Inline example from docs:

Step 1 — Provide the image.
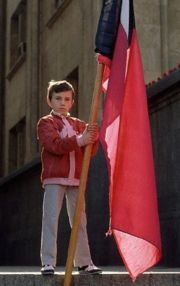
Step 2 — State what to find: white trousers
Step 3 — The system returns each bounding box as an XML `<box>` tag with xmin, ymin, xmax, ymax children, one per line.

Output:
<box><xmin>40</xmin><ymin>184</ymin><xmax>92</xmax><ymax>267</ymax></box>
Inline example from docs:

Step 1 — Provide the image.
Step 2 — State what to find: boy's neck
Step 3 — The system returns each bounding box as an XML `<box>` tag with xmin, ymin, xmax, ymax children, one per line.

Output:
<box><xmin>51</xmin><ymin>110</ymin><xmax>70</xmax><ymax>117</ymax></box>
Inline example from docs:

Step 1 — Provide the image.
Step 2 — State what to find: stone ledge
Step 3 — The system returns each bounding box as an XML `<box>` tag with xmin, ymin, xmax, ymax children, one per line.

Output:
<box><xmin>0</xmin><ymin>268</ymin><xmax>180</xmax><ymax>286</ymax></box>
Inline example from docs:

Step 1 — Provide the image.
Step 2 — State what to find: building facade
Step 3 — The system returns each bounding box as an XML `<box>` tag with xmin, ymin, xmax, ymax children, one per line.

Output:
<box><xmin>0</xmin><ymin>0</ymin><xmax>180</xmax><ymax>177</ymax></box>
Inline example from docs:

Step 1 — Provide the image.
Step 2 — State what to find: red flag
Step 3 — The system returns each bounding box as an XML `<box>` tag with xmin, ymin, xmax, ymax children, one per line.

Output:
<box><xmin>96</xmin><ymin>0</ymin><xmax>161</xmax><ymax>280</ymax></box>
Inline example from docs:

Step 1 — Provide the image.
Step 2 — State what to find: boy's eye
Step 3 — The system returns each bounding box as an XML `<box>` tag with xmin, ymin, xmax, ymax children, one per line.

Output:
<box><xmin>54</xmin><ymin>96</ymin><xmax>71</xmax><ymax>101</ymax></box>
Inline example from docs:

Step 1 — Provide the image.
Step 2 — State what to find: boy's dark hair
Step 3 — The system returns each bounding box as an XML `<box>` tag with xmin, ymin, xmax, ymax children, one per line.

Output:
<box><xmin>47</xmin><ymin>80</ymin><xmax>75</xmax><ymax>101</ymax></box>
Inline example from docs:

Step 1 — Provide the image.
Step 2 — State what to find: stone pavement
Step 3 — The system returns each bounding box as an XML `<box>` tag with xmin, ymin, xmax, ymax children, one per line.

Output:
<box><xmin>0</xmin><ymin>267</ymin><xmax>180</xmax><ymax>286</ymax></box>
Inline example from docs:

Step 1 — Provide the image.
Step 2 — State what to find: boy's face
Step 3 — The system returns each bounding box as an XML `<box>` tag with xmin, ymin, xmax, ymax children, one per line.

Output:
<box><xmin>50</xmin><ymin>91</ymin><xmax>74</xmax><ymax>115</ymax></box>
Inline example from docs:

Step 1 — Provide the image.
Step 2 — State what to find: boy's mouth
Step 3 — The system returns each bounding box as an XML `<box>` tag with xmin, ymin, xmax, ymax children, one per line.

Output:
<box><xmin>59</xmin><ymin>108</ymin><xmax>67</xmax><ymax>114</ymax></box>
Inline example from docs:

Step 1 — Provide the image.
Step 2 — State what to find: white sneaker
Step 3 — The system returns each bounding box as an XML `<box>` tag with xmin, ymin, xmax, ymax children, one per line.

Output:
<box><xmin>41</xmin><ymin>265</ymin><xmax>55</xmax><ymax>275</ymax></box>
<box><xmin>78</xmin><ymin>263</ymin><xmax>102</xmax><ymax>275</ymax></box>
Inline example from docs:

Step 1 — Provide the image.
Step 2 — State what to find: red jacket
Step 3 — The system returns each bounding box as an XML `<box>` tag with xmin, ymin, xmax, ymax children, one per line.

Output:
<box><xmin>37</xmin><ymin>113</ymin><xmax>86</xmax><ymax>183</ymax></box>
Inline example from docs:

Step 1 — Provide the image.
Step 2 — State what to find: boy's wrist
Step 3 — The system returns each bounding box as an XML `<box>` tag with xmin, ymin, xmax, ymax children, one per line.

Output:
<box><xmin>76</xmin><ymin>134</ymin><xmax>85</xmax><ymax>147</ymax></box>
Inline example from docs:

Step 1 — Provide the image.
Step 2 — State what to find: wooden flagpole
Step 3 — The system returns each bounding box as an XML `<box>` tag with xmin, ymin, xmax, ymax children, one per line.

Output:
<box><xmin>63</xmin><ymin>62</ymin><xmax>104</xmax><ymax>286</ymax></box>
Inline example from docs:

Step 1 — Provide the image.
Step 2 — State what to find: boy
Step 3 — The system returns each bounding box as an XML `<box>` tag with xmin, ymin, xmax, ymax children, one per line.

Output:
<box><xmin>37</xmin><ymin>80</ymin><xmax>102</xmax><ymax>275</ymax></box>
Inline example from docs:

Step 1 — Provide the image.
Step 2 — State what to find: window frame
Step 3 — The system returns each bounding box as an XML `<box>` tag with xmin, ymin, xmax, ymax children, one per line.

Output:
<box><xmin>7</xmin><ymin>0</ymin><xmax>27</xmax><ymax>80</ymax></box>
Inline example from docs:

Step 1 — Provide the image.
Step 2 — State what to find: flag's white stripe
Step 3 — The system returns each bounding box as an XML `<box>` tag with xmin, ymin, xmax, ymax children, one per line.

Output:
<box><xmin>121</xmin><ymin>0</ymin><xmax>129</xmax><ymax>38</ymax></box>
<box><xmin>102</xmin><ymin>78</ymin><xmax>109</xmax><ymax>91</ymax></box>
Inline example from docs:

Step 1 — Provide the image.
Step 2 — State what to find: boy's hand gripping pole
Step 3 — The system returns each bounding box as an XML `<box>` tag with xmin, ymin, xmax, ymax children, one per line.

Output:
<box><xmin>63</xmin><ymin>63</ymin><xmax>104</xmax><ymax>286</ymax></box>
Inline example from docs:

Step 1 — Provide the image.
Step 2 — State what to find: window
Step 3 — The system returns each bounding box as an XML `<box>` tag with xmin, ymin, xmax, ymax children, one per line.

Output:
<box><xmin>10</xmin><ymin>0</ymin><xmax>27</xmax><ymax>69</ymax></box>
<box><xmin>9</xmin><ymin>118</ymin><xmax>26</xmax><ymax>172</ymax></box>
<box><xmin>66</xmin><ymin>68</ymin><xmax>79</xmax><ymax>117</ymax></box>
<box><xmin>47</xmin><ymin>0</ymin><xmax>71</xmax><ymax>28</ymax></box>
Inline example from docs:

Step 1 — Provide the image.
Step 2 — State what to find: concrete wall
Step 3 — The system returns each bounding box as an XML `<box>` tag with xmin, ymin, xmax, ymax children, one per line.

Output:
<box><xmin>135</xmin><ymin>0</ymin><xmax>180</xmax><ymax>82</ymax></box>
<box><xmin>148</xmin><ymin>69</ymin><xmax>180</xmax><ymax>267</ymax></box>
<box><xmin>0</xmin><ymin>159</ymin><xmax>43</xmax><ymax>265</ymax></box>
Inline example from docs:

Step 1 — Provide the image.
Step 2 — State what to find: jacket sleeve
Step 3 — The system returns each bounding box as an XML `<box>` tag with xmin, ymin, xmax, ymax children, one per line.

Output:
<box><xmin>37</xmin><ymin>117</ymin><xmax>80</xmax><ymax>155</ymax></box>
